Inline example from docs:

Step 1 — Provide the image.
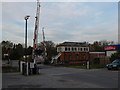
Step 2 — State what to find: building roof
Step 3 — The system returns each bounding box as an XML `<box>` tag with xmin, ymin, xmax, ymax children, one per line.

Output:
<box><xmin>57</xmin><ymin>42</ymin><xmax>89</xmax><ymax>47</ymax></box>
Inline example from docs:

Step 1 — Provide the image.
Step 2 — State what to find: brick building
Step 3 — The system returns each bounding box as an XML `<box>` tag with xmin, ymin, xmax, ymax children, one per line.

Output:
<box><xmin>51</xmin><ymin>42</ymin><xmax>110</xmax><ymax>65</ymax></box>
<box><xmin>53</xmin><ymin>42</ymin><xmax>89</xmax><ymax>64</ymax></box>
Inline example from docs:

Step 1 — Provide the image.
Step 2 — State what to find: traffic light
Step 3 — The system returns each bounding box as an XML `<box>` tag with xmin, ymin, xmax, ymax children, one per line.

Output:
<box><xmin>34</xmin><ymin>49</ymin><xmax>43</xmax><ymax>55</ymax></box>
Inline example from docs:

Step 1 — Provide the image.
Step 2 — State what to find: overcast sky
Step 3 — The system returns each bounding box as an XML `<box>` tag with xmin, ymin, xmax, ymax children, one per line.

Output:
<box><xmin>2</xmin><ymin>1</ymin><xmax>118</xmax><ymax>46</ymax></box>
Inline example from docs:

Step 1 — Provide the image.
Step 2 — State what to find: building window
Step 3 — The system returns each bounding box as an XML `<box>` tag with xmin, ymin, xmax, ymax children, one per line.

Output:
<box><xmin>69</xmin><ymin>55</ymin><xmax>72</xmax><ymax>60</ymax></box>
<box><xmin>71</xmin><ymin>47</ymin><xmax>78</xmax><ymax>51</ymax></box>
<box><xmin>85</xmin><ymin>48</ymin><xmax>88</xmax><ymax>51</ymax></box>
<box><xmin>58</xmin><ymin>47</ymin><xmax>61</xmax><ymax>52</ymax></box>
<box><xmin>83</xmin><ymin>48</ymin><xmax>88</xmax><ymax>51</ymax></box>
<box><xmin>65</xmin><ymin>47</ymin><xmax>67</xmax><ymax>51</ymax></box>
<box><xmin>75</xmin><ymin>48</ymin><xmax>77</xmax><ymax>51</ymax></box>
<box><xmin>65</xmin><ymin>47</ymin><xmax>71</xmax><ymax>51</ymax></box>
<box><xmin>68</xmin><ymin>47</ymin><xmax>70</xmax><ymax>51</ymax></box>
<box><xmin>76</xmin><ymin>54</ymin><xmax>79</xmax><ymax>60</ymax></box>
<box><xmin>80</xmin><ymin>48</ymin><xmax>83</xmax><ymax>51</ymax></box>
<box><xmin>84</xmin><ymin>48</ymin><xmax>86</xmax><ymax>51</ymax></box>
<box><xmin>72</xmin><ymin>47</ymin><xmax>74</xmax><ymax>51</ymax></box>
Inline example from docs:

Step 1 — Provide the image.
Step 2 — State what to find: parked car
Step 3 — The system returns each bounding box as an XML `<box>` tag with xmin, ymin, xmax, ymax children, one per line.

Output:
<box><xmin>106</xmin><ymin>59</ymin><xmax>120</xmax><ymax>70</ymax></box>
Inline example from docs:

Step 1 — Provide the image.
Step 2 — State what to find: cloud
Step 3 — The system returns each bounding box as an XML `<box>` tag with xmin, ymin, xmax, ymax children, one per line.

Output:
<box><xmin>40</xmin><ymin>2</ymin><xmax>90</xmax><ymax>22</ymax></box>
<box><xmin>1</xmin><ymin>0</ymin><xmax>119</xmax><ymax>2</ymax></box>
<box><xmin>2</xmin><ymin>2</ymin><xmax>118</xmax><ymax>46</ymax></box>
<box><xmin>72</xmin><ymin>24</ymin><xmax>118</xmax><ymax>42</ymax></box>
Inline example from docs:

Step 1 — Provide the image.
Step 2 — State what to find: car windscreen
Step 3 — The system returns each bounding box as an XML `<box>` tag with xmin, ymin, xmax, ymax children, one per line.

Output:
<box><xmin>112</xmin><ymin>60</ymin><xmax>120</xmax><ymax>64</ymax></box>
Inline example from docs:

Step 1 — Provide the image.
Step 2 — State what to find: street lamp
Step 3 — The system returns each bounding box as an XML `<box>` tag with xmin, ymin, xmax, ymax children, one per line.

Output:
<box><xmin>24</xmin><ymin>15</ymin><xmax>30</xmax><ymax>76</ymax></box>
<box><xmin>24</xmin><ymin>15</ymin><xmax>30</xmax><ymax>54</ymax></box>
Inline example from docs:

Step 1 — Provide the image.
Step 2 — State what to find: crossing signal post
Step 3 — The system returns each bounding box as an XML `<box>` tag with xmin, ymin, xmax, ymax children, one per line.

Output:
<box><xmin>21</xmin><ymin>0</ymin><xmax>41</xmax><ymax>76</ymax></box>
<box><xmin>32</xmin><ymin>48</ymin><xmax>44</xmax><ymax>74</ymax></box>
<box><xmin>34</xmin><ymin>49</ymin><xmax>43</xmax><ymax>55</ymax></box>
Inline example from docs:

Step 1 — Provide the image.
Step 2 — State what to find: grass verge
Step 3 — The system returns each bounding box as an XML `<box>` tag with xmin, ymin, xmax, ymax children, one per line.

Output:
<box><xmin>52</xmin><ymin>64</ymin><xmax>105</xmax><ymax>69</ymax></box>
<box><xmin>90</xmin><ymin>65</ymin><xmax>105</xmax><ymax>69</ymax></box>
<box><xmin>64</xmin><ymin>65</ymin><xmax>86</xmax><ymax>69</ymax></box>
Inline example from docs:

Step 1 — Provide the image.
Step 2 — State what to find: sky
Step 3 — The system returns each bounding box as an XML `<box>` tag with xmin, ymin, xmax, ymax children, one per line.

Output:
<box><xmin>1</xmin><ymin>1</ymin><xmax>118</xmax><ymax>46</ymax></box>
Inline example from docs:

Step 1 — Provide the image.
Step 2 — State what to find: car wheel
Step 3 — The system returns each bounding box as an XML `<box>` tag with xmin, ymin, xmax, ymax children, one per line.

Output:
<box><xmin>117</xmin><ymin>67</ymin><xmax>120</xmax><ymax>70</ymax></box>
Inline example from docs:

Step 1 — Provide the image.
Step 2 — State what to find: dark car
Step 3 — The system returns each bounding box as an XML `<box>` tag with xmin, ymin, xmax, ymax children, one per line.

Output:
<box><xmin>106</xmin><ymin>59</ymin><xmax>120</xmax><ymax>70</ymax></box>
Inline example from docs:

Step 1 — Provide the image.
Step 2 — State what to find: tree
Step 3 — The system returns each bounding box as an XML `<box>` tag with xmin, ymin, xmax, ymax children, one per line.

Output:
<box><xmin>38</xmin><ymin>41</ymin><xmax>57</xmax><ymax>61</ymax></box>
<box><xmin>98</xmin><ymin>40</ymin><xmax>115</xmax><ymax>46</ymax></box>
<box><xmin>1</xmin><ymin>40</ymin><xmax>34</xmax><ymax>60</ymax></box>
<box><xmin>10</xmin><ymin>43</ymin><xmax>24</xmax><ymax>60</ymax></box>
<box><xmin>110</xmin><ymin>51</ymin><xmax>120</xmax><ymax>62</ymax></box>
<box><xmin>26</xmin><ymin>46</ymin><xmax>33</xmax><ymax>55</ymax></box>
<box><xmin>90</xmin><ymin>41</ymin><xmax>104</xmax><ymax>52</ymax></box>
<box><xmin>16</xmin><ymin>43</ymin><xmax>24</xmax><ymax>59</ymax></box>
<box><xmin>1</xmin><ymin>41</ymin><xmax>13</xmax><ymax>60</ymax></box>
<box><xmin>1</xmin><ymin>41</ymin><xmax>13</xmax><ymax>48</ymax></box>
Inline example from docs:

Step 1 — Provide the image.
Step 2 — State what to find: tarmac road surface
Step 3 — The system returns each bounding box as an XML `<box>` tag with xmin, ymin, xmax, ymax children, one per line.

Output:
<box><xmin>2</xmin><ymin>65</ymin><xmax>119</xmax><ymax>88</ymax></box>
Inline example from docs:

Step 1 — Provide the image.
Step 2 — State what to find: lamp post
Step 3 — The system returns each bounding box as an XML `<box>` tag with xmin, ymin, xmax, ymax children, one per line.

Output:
<box><xmin>24</xmin><ymin>15</ymin><xmax>30</xmax><ymax>76</ymax></box>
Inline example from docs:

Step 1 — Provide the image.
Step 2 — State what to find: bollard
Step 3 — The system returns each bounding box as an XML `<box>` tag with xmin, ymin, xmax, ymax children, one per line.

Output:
<box><xmin>87</xmin><ymin>61</ymin><xmax>90</xmax><ymax>69</ymax></box>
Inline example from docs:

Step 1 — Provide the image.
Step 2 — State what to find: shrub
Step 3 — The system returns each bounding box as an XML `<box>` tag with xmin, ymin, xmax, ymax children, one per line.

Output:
<box><xmin>110</xmin><ymin>51</ymin><xmax>120</xmax><ymax>62</ymax></box>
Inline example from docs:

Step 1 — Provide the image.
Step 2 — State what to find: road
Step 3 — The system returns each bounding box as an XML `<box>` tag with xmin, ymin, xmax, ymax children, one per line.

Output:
<box><xmin>2</xmin><ymin>65</ymin><xmax>118</xmax><ymax>88</ymax></box>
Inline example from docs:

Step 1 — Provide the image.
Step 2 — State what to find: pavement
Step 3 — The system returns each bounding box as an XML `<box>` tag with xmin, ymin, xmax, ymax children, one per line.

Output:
<box><xmin>2</xmin><ymin>65</ymin><xmax>119</xmax><ymax>88</ymax></box>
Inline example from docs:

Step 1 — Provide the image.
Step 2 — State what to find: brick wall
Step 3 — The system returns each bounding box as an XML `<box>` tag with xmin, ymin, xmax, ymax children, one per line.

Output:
<box><xmin>89</xmin><ymin>53</ymin><xmax>105</xmax><ymax>61</ymax></box>
<box><xmin>89</xmin><ymin>53</ymin><xmax>110</xmax><ymax>65</ymax></box>
<box><xmin>59</xmin><ymin>52</ymin><xmax>110</xmax><ymax>65</ymax></box>
<box><xmin>60</xmin><ymin>52</ymin><xmax>89</xmax><ymax>64</ymax></box>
